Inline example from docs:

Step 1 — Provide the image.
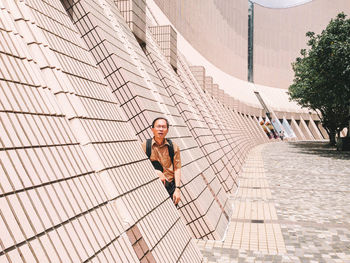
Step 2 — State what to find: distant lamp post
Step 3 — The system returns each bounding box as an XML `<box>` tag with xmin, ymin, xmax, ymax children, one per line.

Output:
<box><xmin>248</xmin><ymin>0</ymin><xmax>254</xmax><ymax>83</ymax></box>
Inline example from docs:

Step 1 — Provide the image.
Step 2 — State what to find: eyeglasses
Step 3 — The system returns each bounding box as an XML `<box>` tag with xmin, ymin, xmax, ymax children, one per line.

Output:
<box><xmin>154</xmin><ymin>125</ymin><xmax>168</xmax><ymax>129</ymax></box>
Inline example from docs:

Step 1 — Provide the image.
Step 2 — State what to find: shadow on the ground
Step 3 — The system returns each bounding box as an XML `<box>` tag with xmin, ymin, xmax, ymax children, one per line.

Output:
<box><xmin>287</xmin><ymin>141</ymin><xmax>350</xmax><ymax>160</ymax></box>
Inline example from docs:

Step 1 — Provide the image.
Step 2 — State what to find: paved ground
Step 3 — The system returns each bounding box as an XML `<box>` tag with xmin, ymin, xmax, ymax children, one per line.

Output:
<box><xmin>196</xmin><ymin>141</ymin><xmax>350</xmax><ymax>262</ymax></box>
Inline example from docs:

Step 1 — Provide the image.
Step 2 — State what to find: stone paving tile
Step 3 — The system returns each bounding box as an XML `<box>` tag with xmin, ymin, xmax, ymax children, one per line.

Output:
<box><xmin>197</xmin><ymin>142</ymin><xmax>350</xmax><ymax>262</ymax></box>
<box><xmin>268</xmin><ymin>142</ymin><xmax>350</xmax><ymax>262</ymax></box>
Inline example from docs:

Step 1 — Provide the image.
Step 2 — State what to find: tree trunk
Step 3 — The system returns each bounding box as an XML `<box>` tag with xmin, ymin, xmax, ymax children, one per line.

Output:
<box><xmin>348</xmin><ymin>106</ymin><xmax>350</xmax><ymax>137</ymax></box>
<box><xmin>329</xmin><ymin>130</ymin><xmax>336</xmax><ymax>146</ymax></box>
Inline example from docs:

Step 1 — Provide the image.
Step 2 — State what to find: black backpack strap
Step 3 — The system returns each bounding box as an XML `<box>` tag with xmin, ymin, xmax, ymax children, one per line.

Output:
<box><xmin>146</xmin><ymin>138</ymin><xmax>152</xmax><ymax>159</ymax></box>
<box><xmin>167</xmin><ymin>139</ymin><xmax>174</xmax><ymax>165</ymax></box>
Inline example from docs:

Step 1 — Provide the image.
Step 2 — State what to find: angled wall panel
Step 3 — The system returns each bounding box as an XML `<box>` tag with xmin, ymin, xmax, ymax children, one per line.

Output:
<box><xmin>0</xmin><ymin>1</ymin><xmax>202</xmax><ymax>262</ymax></box>
<box><xmin>149</xmin><ymin>25</ymin><xmax>177</xmax><ymax>70</ymax></box>
<box><xmin>58</xmin><ymin>0</ymin><xmax>229</xmax><ymax>240</ymax></box>
<box><xmin>115</xmin><ymin>0</ymin><xmax>147</xmax><ymax>44</ymax></box>
<box><xmin>143</xmin><ymin>27</ymin><xmax>232</xmax><ymax>239</ymax></box>
<box><xmin>1</xmin><ymin>0</ymin><xmax>282</xmax><ymax>261</ymax></box>
<box><xmin>299</xmin><ymin>116</ymin><xmax>314</xmax><ymax>141</ymax></box>
<box><xmin>291</xmin><ymin>117</ymin><xmax>306</xmax><ymax>140</ymax></box>
<box><xmin>307</xmin><ymin>117</ymin><xmax>323</xmax><ymax>140</ymax></box>
<box><xmin>186</xmin><ymin>65</ymin><xmax>239</xmax><ymax>193</ymax></box>
<box><xmin>317</xmin><ymin>121</ymin><xmax>329</xmax><ymax>139</ymax></box>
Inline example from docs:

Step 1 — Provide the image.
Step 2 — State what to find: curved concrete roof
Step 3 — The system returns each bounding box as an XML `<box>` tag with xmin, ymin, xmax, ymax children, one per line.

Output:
<box><xmin>251</xmin><ymin>0</ymin><xmax>312</xmax><ymax>8</ymax></box>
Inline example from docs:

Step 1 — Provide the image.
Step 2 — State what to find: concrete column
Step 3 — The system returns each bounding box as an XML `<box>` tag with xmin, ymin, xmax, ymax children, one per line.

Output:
<box><xmin>299</xmin><ymin>116</ymin><xmax>315</xmax><ymax>140</ymax></box>
<box><xmin>291</xmin><ymin>117</ymin><xmax>306</xmax><ymax>140</ymax></box>
<box><xmin>307</xmin><ymin>117</ymin><xmax>323</xmax><ymax>140</ymax></box>
<box><xmin>316</xmin><ymin>122</ymin><xmax>329</xmax><ymax>139</ymax></box>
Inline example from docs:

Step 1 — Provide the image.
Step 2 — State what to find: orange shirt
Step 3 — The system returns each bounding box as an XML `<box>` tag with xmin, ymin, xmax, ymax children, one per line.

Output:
<box><xmin>142</xmin><ymin>138</ymin><xmax>181</xmax><ymax>182</ymax></box>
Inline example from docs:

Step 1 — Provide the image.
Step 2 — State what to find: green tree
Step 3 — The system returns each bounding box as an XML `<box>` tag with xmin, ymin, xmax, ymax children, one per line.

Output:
<box><xmin>289</xmin><ymin>12</ymin><xmax>350</xmax><ymax>145</ymax></box>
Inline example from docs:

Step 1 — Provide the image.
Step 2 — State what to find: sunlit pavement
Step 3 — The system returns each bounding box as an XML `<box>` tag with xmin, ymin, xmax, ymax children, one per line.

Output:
<box><xmin>196</xmin><ymin>142</ymin><xmax>350</xmax><ymax>262</ymax></box>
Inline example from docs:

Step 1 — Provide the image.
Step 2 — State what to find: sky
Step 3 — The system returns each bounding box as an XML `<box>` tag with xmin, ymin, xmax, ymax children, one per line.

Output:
<box><xmin>251</xmin><ymin>0</ymin><xmax>312</xmax><ymax>8</ymax></box>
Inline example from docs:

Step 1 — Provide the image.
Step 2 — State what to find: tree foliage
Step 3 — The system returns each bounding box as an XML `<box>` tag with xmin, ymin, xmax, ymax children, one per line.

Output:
<box><xmin>289</xmin><ymin>13</ymin><xmax>350</xmax><ymax>145</ymax></box>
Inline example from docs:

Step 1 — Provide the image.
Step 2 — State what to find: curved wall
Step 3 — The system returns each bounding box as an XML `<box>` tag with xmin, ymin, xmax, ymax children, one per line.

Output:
<box><xmin>152</xmin><ymin>0</ymin><xmax>248</xmax><ymax>81</ymax></box>
<box><xmin>253</xmin><ymin>0</ymin><xmax>350</xmax><ymax>89</ymax></box>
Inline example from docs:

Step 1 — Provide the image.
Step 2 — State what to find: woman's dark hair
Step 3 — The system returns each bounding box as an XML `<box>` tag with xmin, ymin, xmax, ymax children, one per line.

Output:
<box><xmin>152</xmin><ymin>117</ymin><xmax>169</xmax><ymax>128</ymax></box>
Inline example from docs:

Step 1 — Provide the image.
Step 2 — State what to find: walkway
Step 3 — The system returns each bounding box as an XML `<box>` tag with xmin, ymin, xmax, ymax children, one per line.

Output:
<box><xmin>196</xmin><ymin>142</ymin><xmax>350</xmax><ymax>262</ymax></box>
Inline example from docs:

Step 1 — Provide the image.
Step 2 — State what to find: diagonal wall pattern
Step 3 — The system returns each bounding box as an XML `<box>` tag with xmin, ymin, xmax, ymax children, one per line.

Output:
<box><xmin>0</xmin><ymin>0</ymin><xmax>282</xmax><ymax>262</ymax></box>
<box><xmin>0</xmin><ymin>0</ymin><xmax>201</xmax><ymax>262</ymax></box>
<box><xmin>59</xmin><ymin>0</ymin><xmax>232</xmax><ymax>240</ymax></box>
